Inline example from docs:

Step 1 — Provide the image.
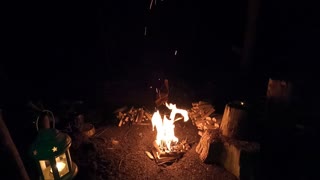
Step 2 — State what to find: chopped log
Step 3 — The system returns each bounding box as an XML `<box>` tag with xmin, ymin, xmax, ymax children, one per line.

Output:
<box><xmin>196</xmin><ymin>130</ymin><xmax>260</xmax><ymax>179</ymax></box>
<box><xmin>145</xmin><ymin>151</ymin><xmax>154</xmax><ymax>160</ymax></box>
<box><xmin>144</xmin><ymin>112</ymin><xmax>152</xmax><ymax>121</ymax></box>
<box><xmin>196</xmin><ymin>130</ymin><xmax>221</xmax><ymax>162</ymax></box>
<box><xmin>135</xmin><ymin>108</ymin><xmax>144</xmax><ymax>123</ymax></box>
<box><xmin>220</xmin><ymin>101</ymin><xmax>249</xmax><ymax>140</ymax></box>
<box><xmin>115</xmin><ymin>106</ymin><xmax>153</xmax><ymax>127</ymax></box>
<box><xmin>200</xmin><ymin>108</ymin><xmax>215</xmax><ymax>120</ymax></box>
<box><xmin>205</xmin><ymin>136</ymin><xmax>260</xmax><ymax>180</ymax></box>
<box><xmin>118</xmin><ymin>119</ymin><xmax>122</xmax><ymax>127</ymax></box>
<box><xmin>189</xmin><ymin>101</ymin><xmax>216</xmax><ymax>130</ymax></box>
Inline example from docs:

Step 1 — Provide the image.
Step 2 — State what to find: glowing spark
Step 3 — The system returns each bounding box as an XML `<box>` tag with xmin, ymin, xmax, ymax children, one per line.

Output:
<box><xmin>174</xmin><ymin>50</ymin><xmax>178</xmax><ymax>56</ymax></box>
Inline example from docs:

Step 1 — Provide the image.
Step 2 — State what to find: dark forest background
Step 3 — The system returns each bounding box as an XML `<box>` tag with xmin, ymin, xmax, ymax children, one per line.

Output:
<box><xmin>1</xmin><ymin>0</ymin><xmax>319</xmax><ymax>179</ymax></box>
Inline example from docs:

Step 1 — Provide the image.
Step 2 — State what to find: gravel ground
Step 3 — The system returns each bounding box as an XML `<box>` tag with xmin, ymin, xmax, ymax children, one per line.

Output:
<box><xmin>71</xmin><ymin>117</ymin><xmax>237</xmax><ymax>180</ymax></box>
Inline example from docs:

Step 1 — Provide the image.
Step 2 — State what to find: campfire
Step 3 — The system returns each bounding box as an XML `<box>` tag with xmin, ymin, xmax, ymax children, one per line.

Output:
<box><xmin>148</xmin><ymin>103</ymin><xmax>191</xmax><ymax>165</ymax></box>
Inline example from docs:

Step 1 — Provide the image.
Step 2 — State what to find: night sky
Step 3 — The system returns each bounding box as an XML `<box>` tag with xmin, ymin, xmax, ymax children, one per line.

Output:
<box><xmin>2</xmin><ymin>0</ymin><xmax>319</xmax><ymax>113</ymax></box>
<box><xmin>1</xmin><ymin>0</ymin><xmax>319</xmax><ymax>124</ymax></box>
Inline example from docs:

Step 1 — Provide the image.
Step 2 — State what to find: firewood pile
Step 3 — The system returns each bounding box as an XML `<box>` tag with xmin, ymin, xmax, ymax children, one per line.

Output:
<box><xmin>188</xmin><ymin>101</ymin><xmax>220</xmax><ymax>130</ymax></box>
<box><xmin>194</xmin><ymin>101</ymin><xmax>260</xmax><ymax>179</ymax></box>
<box><xmin>114</xmin><ymin>106</ymin><xmax>153</xmax><ymax>127</ymax></box>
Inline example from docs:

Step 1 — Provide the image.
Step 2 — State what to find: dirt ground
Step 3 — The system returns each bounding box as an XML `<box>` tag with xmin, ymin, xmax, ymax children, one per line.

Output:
<box><xmin>71</xmin><ymin>116</ymin><xmax>237</xmax><ymax>180</ymax></box>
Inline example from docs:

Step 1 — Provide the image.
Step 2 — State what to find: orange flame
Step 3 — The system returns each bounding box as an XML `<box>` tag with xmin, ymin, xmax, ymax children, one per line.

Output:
<box><xmin>151</xmin><ymin>103</ymin><xmax>189</xmax><ymax>152</ymax></box>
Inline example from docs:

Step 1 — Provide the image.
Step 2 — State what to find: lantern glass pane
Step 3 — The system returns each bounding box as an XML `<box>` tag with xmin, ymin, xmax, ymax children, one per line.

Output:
<box><xmin>39</xmin><ymin>160</ymin><xmax>54</xmax><ymax>180</ymax></box>
<box><xmin>55</xmin><ymin>153</ymin><xmax>69</xmax><ymax>177</ymax></box>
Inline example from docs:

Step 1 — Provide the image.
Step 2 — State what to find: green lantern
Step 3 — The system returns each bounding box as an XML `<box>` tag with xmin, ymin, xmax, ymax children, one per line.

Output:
<box><xmin>30</xmin><ymin>110</ymin><xmax>78</xmax><ymax>180</ymax></box>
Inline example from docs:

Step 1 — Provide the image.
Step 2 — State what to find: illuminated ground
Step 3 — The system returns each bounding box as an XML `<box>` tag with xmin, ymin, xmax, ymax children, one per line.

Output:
<box><xmin>71</xmin><ymin>116</ymin><xmax>238</xmax><ymax>180</ymax></box>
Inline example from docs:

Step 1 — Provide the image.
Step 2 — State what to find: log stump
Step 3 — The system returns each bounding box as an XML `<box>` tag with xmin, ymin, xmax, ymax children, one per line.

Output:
<box><xmin>265</xmin><ymin>78</ymin><xmax>294</xmax><ymax>133</ymax></box>
<box><xmin>218</xmin><ymin>137</ymin><xmax>259</xmax><ymax>180</ymax></box>
<box><xmin>196</xmin><ymin>130</ymin><xmax>259</xmax><ymax>180</ymax></box>
<box><xmin>266</xmin><ymin>78</ymin><xmax>292</xmax><ymax>105</ymax></box>
<box><xmin>220</xmin><ymin>101</ymin><xmax>249</xmax><ymax>140</ymax></box>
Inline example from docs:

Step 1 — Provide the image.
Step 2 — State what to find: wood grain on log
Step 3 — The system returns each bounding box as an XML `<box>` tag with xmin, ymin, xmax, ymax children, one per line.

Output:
<box><xmin>196</xmin><ymin>130</ymin><xmax>221</xmax><ymax>162</ymax></box>
<box><xmin>220</xmin><ymin>101</ymin><xmax>248</xmax><ymax>140</ymax></box>
<box><xmin>196</xmin><ymin>131</ymin><xmax>260</xmax><ymax>180</ymax></box>
<box><xmin>209</xmin><ymin>136</ymin><xmax>260</xmax><ymax>180</ymax></box>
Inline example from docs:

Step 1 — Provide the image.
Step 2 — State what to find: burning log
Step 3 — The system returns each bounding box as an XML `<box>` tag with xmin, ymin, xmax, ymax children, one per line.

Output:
<box><xmin>220</xmin><ymin>101</ymin><xmax>249</xmax><ymax>140</ymax></box>
<box><xmin>150</xmin><ymin>140</ymin><xmax>187</xmax><ymax>166</ymax></box>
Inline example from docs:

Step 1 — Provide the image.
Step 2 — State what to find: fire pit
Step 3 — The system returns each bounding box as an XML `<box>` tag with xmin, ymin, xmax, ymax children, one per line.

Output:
<box><xmin>146</xmin><ymin>103</ymin><xmax>191</xmax><ymax>165</ymax></box>
<box><xmin>151</xmin><ymin>139</ymin><xmax>190</xmax><ymax>165</ymax></box>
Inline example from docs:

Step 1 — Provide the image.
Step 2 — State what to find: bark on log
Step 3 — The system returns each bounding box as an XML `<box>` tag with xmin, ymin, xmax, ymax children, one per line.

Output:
<box><xmin>220</xmin><ymin>101</ymin><xmax>249</xmax><ymax>140</ymax></box>
<box><xmin>196</xmin><ymin>130</ymin><xmax>221</xmax><ymax>162</ymax></box>
<box><xmin>266</xmin><ymin>78</ymin><xmax>292</xmax><ymax>105</ymax></box>
<box><xmin>202</xmin><ymin>135</ymin><xmax>260</xmax><ymax>180</ymax></box>
<box><xmin>196</xmin><ymin>130</ymin><xmax>260</xmax><ymax>179</ymax></box>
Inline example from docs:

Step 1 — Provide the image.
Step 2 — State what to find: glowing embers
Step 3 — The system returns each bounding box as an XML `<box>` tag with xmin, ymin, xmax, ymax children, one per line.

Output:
<box><xmin>151</xmin><ymin>139</ymin><xmax>190</xmax><ymax>165</ymax></box>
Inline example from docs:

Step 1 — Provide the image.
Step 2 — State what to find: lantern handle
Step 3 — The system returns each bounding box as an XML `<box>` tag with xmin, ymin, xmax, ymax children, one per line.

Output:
<box><xmin>36</xmin><ymin>110</ymin><xmax>55</xmax><ymax>131</ymax></box>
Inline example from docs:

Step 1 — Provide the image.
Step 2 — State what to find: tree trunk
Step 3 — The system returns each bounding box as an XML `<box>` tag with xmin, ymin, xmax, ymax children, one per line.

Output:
<box><xmin>220</xmin><ymin>101</ymin><xmax>249</xmax><ymax>140</ymax></box>
<box><xmin>241</xmin><ymin>0</ymin><xmax>261</xmax><ymax>71</ymax></box>
<box><xmin>0</xmin><ymin>110</ymin><xmax>30</xmax><ymax>180</ymax></box>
